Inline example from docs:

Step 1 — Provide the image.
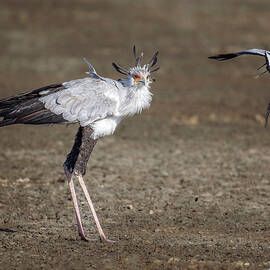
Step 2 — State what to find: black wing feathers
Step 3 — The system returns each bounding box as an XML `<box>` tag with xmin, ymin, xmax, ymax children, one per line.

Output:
<box><xmin>208</xmin><ymin>53</ymin><xmax>239</xmax><ymax>61</ymax></box>
<box><xmin>0</xmin><ymin>83</ymin><xmax>63</xmax><ymax>109</ymax></box>
<box><xmin>0</xmin><ymin>83</ymin><xmax>67</xmax><ymax>127</ymax></box>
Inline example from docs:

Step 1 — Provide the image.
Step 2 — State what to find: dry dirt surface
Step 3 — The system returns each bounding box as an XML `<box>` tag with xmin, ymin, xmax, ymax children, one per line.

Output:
<box><xmin>1</xmin><ymin>1</ymin><xmax>270</xmax><ymax>269</ymax></box>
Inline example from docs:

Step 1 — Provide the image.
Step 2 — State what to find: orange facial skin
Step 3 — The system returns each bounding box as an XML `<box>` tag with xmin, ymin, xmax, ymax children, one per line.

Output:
<box><xmin>132</xmin><ymin>73</ymin><xmax>142</xmax><ymax>81</ymax></box>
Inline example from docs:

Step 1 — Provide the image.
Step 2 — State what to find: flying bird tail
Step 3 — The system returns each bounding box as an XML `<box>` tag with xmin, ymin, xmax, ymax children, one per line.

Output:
<box><xmin>0</xmin><ymin>84</ymin><xmax>67</xmax><ymax>127</ymax></box>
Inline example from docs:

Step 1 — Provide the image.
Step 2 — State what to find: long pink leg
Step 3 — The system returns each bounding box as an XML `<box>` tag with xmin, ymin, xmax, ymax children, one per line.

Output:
<box><xmin>64</xmin><ymin>165</ymin><xmax>97</xmax><ymax>241</ymax></box>
<box><xmin>68</xmin><ymin>177</ymin><xmax>98</xmax><ymax>241</ymax></box>
<box><xmin>77</xmin><ymin>173</ymin><xmax>115</xmax><ymax>243</ymax></box>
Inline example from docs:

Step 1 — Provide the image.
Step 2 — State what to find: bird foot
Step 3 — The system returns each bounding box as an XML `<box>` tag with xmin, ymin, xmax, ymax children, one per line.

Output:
<box><xmin>79</xmin><ymin>232</ymin><xmax>116</xmax><ymax>243</ymax></box>
<box><xmin>100</xmin><ymin>236</ymin><xmax>116</xmax><ymax>243</ymax></box>
<box><xmin>79</xmin><ymin>234</ymin><xmax>98</xmax><ymax>242</ymax></box>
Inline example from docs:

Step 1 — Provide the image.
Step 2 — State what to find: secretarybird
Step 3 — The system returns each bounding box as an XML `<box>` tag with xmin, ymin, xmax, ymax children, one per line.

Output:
<box><xmin>0</xmin><ymin>46</ymin><xmax>159</xmax><ymax>242</ymax></box>
<box><xmin>209</xmin><ymin>48</ymin><xmax>270</xmax><ymax>127</ymax></box>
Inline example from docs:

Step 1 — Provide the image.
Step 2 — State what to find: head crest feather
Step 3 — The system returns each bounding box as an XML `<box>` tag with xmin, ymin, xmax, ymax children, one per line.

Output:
<box><xmin>112</xmin><ymin>45</ymin><xmax>160</xmax><ymax>75</ymax></box>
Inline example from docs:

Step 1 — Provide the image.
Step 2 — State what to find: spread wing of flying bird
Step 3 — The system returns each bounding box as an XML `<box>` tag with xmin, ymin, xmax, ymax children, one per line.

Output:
<box><xmin>208</xmin><ymin>48</ymin><xmax>269</xmax><ymax>61</ymax></box>
<box><xmin>0</xmin><ymin>46</ymin><xmax>160</xmax><ymax>242</ymax></box>
<box><xmin>209</xmin><ymin>48</ymin><xmax>270</xmax><ymax>74</ymax></box>
<box><xmin>209</xmin><ymin>48</ymin><xmax>270</xmax><ymax>128</ymax></box>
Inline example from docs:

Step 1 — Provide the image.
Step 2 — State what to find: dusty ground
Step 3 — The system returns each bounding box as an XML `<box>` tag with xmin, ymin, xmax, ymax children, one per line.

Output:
<box><xmin>1</xmin><ymin>0</ymin><xmax>270</xmax><ymax>269</ymax></box>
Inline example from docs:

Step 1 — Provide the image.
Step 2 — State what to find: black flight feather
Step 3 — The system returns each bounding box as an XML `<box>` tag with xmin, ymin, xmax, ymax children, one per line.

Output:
<box><xmin>208</xmin><ymin>53</ymin><xmax>239</xmax><ymax>61</ymax></box>
<box><xmin>0</xmin><ymin>84</ymin><xmax>67</xmax><ymax>127</ymax></box>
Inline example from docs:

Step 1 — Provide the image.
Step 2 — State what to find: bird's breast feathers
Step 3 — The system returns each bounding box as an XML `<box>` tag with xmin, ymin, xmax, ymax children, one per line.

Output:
<box><xmin>118</xmin><ymin>85</ymin><xmax>152</xmax><ymax>116</ymax></box>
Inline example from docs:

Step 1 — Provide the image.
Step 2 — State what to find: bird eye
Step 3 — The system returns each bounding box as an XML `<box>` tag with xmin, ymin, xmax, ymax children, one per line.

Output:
<box><xmin>133</xmin><ymin>74</ymin><xmax>141</xmax><ymax>80</ymax></box>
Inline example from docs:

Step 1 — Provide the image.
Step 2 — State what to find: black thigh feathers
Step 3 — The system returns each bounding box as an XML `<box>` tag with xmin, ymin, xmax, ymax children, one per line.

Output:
<box><xmin>0</xmin><ymin>84</ymin><xmax>67</xmax><ymax>127</ymax></box>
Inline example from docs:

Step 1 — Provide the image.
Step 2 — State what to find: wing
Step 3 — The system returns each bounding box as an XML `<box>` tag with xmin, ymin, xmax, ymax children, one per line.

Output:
<box><xmin>208</xmin><ymin>49</ymin><xmax>269</xmax><ymax>61</ymax></box>
<box><xmin>0</xmin><ymin>83</ymin><xmax>64</xmax><ymax>109</ymax></box>
<box><xmin>0</xmin><ymin>84</ymin><xmax>67</xmax><ymax>127</ymax></box>
<box><xmin>39</xmin><ymin>77</ymin><xmax>120</xmax><ymax>127</ymax></box>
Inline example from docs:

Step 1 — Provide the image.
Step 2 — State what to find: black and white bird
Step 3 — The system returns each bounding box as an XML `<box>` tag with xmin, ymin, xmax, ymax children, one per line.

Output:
<box><xmin>0</xmin><ymin>46</ymin><xmax>159</xmax><ymax>242</ymax></box>
<box><xmin>209</xmin><ymin>48</ymin><xmax>270</xmax><ymax>127</ymax></box>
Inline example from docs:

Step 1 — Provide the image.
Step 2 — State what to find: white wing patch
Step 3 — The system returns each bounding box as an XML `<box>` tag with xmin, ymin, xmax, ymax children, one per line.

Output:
<box><xmin>39</xmin><ymin>78</ymin><xmax>119</xmax><ymax>126</ymax></box>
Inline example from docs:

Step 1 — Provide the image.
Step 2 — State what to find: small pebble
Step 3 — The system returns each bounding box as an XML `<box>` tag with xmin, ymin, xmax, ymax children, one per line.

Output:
<box><xmin>168</xmin><ymin>257</ymin><xmax>180</xmax><ymax>264</ymax></box>
<box><xmin>16</xmin><ymin>177</ymin><xmax>30</xmax><ymax>183</ymax></box>
<box><xmin>153</xmin><ymin>259</ymin><xmax>162</xmax><ymax>265</ymax></box>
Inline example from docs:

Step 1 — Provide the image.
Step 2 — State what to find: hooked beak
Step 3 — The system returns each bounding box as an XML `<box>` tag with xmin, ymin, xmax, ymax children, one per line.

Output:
<box><xmin>138</xmin><ymin>78</ymin><xmax>147</xmax><ymax>85</ymax></box>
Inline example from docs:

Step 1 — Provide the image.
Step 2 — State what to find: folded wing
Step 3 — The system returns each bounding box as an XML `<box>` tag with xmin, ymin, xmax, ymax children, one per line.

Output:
<box><xmin>39</xmin><ymin>77</ymin><xmax>119</xmax><ymax>127</ymax></box>
<box><xmin>0</xmin><ymin>84</ymin><xmax>67</xmax><ymax>126</ymax></box>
